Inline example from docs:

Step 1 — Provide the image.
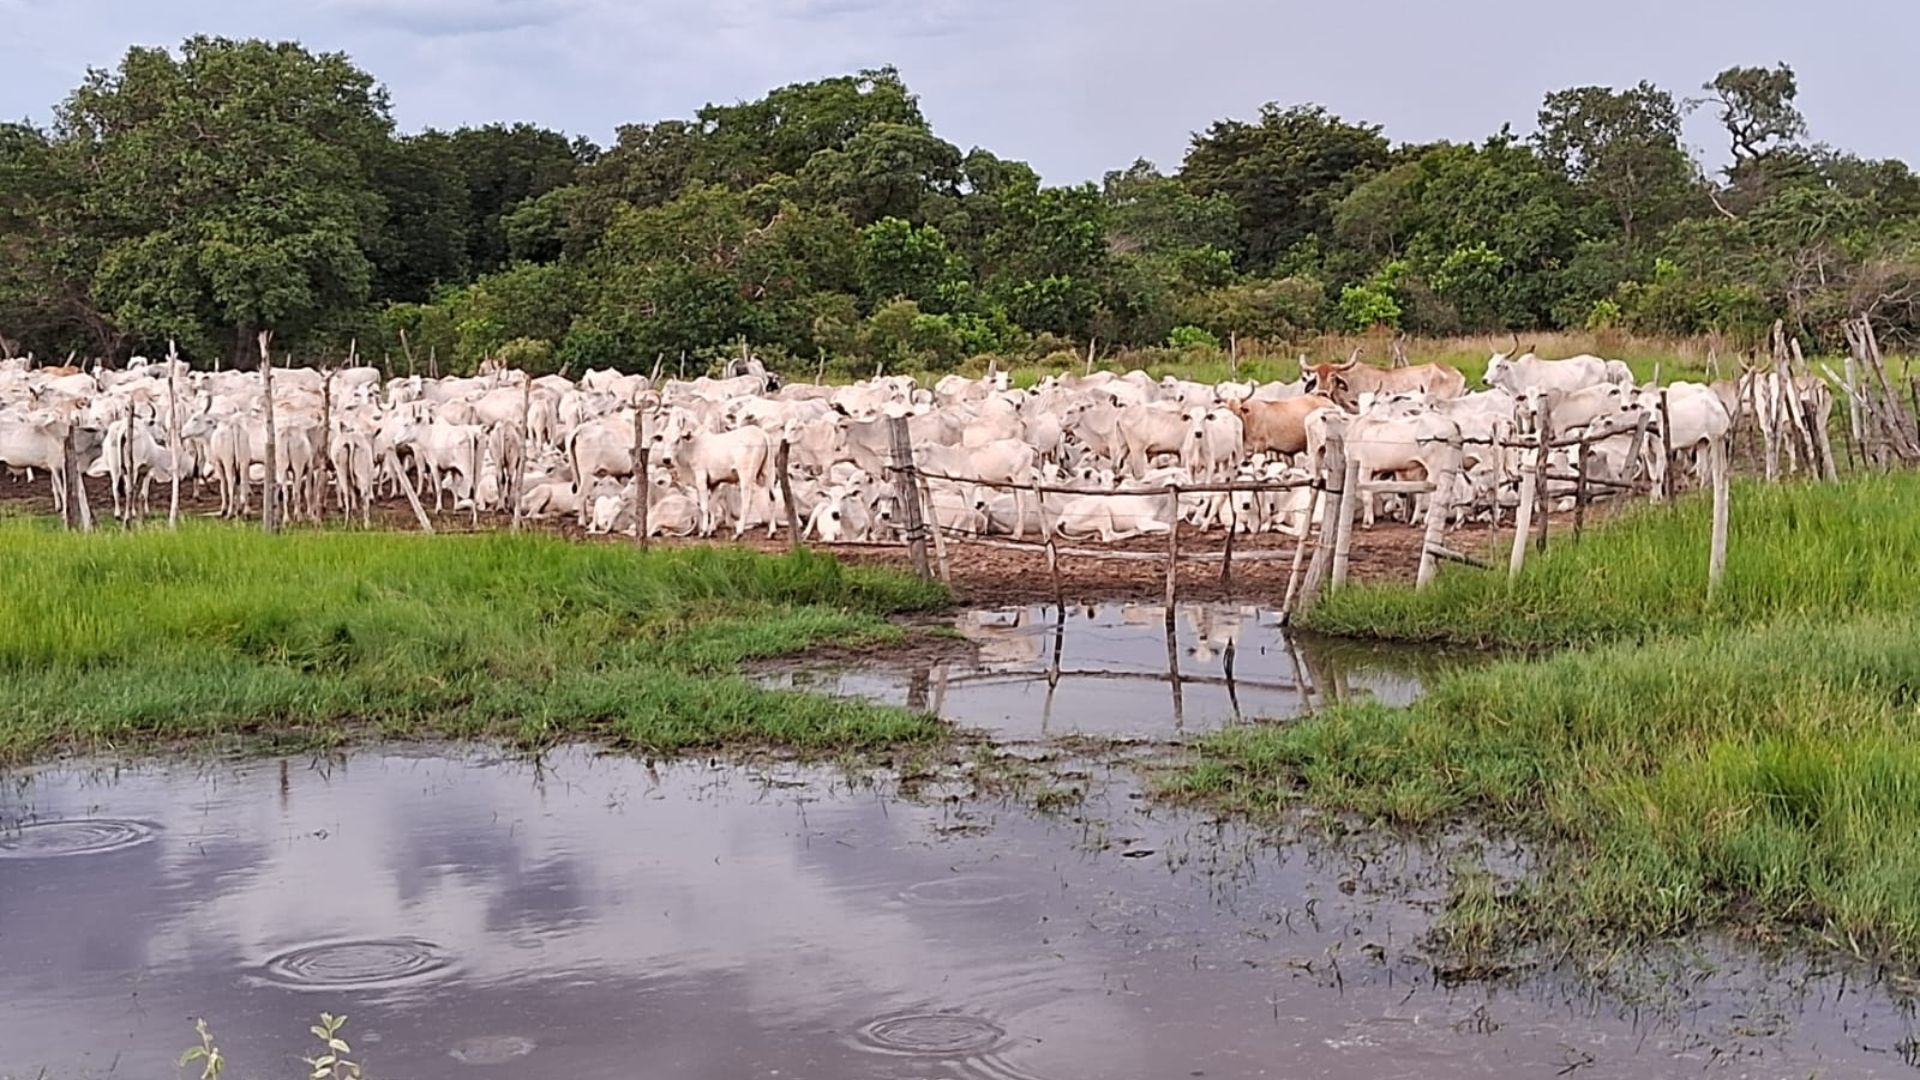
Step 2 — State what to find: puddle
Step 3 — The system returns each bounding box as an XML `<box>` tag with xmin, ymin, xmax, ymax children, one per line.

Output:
<box><xmin>764</xmin><ymin>602</ymin><xmax>1470</xmax><ymax>740</ymax></box>
<box><xmin>2</xmin><ymin>749</ymin><xmax>1917</xmax><ymax>1079</ymax></box>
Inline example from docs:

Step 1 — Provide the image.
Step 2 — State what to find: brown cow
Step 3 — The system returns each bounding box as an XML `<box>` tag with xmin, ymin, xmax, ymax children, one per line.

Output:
<box><xmin>1302</xmin><ymin>359</ymin><xmax>1468</xmax><ymax>411</ymax></box>
<box><xmin>1223</xmin><ymin>394</ymin><xmax>1338</xmax><ymax>456</ymax></box>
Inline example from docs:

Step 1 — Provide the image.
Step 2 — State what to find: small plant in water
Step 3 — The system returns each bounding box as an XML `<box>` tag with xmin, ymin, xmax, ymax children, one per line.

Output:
<box><xmin>179</xmin><ymin>1018</ymin><xmax>224</xmax><ymax>1080</ymax></box>
<box><xmin>305</xmin><ymin>1013</ymin><xmax>363</xmax><ymax>1080</ymax></box>
<box><xmin>180</xmin><ymin>1013</ymin><xmax>365</xmax><ymax>1080</ymax></box>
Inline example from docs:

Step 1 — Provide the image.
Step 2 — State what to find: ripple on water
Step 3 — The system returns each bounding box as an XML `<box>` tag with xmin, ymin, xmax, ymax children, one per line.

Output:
<box><xmin>448</xmin><ymin>1035</ymin><xmax>536</xmax><ymax>1065</ymax></box>
<box><xmin>259</xmin><ymin>938</ymin><xmax>454</xmax><ymax>991</ymax></box>
<box><xmin>860</xmin><ymin>1012</ymin><xmax>1008</xmax><ymax>1056</ymax></box>
<box><xmin>899</xmin><ymin>875</ymin><xmax>1030</xmax><ymax>908</ymax></box>
<box><xmin>0</xmin><ymin>819</ymin><xmax>158</xmax><ymax>859</ymax></box>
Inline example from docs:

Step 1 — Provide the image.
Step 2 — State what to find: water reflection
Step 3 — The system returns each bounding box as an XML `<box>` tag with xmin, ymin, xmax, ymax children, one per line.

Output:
<box><xmin>769</xmin><ymin>602</ymin><xmax>1472</xmax><ymax>740</ymax></box>
<box><xmin>0</xmin><ymin>750</ymin><xmax>1914</xmax><ymax>1080</ymax></box>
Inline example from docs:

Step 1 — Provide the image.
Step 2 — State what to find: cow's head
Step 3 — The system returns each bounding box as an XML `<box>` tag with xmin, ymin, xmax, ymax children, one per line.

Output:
<box><xmin>1304</xmin><ymin>358</ymin><xmax>1363</xmax><ymax>409</ymax></box>
<box><xmin>1485</xmin><ymin>336</ymin><xmax>1537</xmax><ymax>388</ymax></box>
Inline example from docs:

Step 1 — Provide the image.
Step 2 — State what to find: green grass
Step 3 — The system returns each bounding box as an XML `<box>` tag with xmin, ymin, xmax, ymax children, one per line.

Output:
<box><xmin>1302</xmin><ymin>474</ymin><xmax>1920</xmax><ymax>649</ymax></box>
<box><xmin>0</xmin><ymin>519</ymin><xmax>950</xmax><ymax>763</ymax></box>
<box><xmin>1174</xmin><ymin>472</ymin><xmax>1920</xmax><ymax>965</ymax></box>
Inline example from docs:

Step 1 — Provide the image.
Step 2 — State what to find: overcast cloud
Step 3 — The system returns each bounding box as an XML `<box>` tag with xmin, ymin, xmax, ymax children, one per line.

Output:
<box><xmin>3</xmin><ymin>0</ymin><xmax>1915</xmax><ymax>182</ymax></box>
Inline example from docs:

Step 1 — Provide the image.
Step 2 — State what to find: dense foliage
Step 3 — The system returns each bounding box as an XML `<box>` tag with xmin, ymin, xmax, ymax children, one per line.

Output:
<box><xmin>3</xmin><ymin>39</ymin><xmax>1915</xmax><ymax>371</ymax></box>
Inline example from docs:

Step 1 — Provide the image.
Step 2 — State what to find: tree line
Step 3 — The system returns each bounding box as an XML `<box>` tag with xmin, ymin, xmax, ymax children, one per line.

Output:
<box><xmin>2</xmin><ymin>37</ymin><xmax>1915</xmax><ymax>373</ymax></box>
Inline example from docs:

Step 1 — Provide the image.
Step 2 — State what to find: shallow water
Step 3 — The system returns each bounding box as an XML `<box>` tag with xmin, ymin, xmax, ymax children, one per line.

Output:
<box><xmin>2</xmin><ymin>749</ymin><xmax>1916</xmax><ymax>1079</ymax></box>
<box><xmin>764</xmin><ymin>602</ymin><xmax>1462</xmax><ymax>740</ymax></box>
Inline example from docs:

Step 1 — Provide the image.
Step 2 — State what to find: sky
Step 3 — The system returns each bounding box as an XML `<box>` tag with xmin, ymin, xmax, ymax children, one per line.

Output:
<box><xmin>3</xmin><ymin>0</ymin><xmax>1917</xmax><ymax>183</ymax></box>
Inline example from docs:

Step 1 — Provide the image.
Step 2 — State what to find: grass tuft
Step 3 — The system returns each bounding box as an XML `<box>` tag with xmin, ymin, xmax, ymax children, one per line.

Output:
<box><xmin>0</xmin><ymin>520</ymin><xmax>948</xmax><ymax>763</ymax></box>
<box><xmin>1175</xmin><ymin>472</ymin><xmax>1920</xmax><ymax>964</ymax></box>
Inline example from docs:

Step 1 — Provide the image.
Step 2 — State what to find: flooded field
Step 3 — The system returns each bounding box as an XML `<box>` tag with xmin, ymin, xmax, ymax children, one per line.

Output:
<box><xmin>3</xmin><ymin>748</ymin><xmax>1917</xmax><ymax>1079</ymax></box>
<box><xmin>761</xmin><ymin>602</ymin><xmax>1466</xmax><ymax>740</ymax></box>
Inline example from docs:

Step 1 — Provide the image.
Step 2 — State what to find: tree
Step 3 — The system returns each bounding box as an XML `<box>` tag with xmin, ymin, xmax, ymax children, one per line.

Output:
<box><xmin>797</xmin><ymin>122</ymin><xmax>963</xmax><ymax>225</ymax></box>
<box><xmin>1704</xmin><ymin>64</ymin><xmax>1806</xmax><ymax>165</ymax></box>
<box><xmin>1536</xmin><ymin>81</ymin><xmax>1699</xmax><ymax>246</ymax></box>
<box><xmin>60</xmin><ymin>37</ymin><xmax>393</xmax><ymax>361</ymax></box>
<box><xmin>1179</xmin><ymin>104</ymin><xmax>1390</xmax><ymax>268</ymax></box>
<box><xmin>694</xmin><ymin>67</ymin><xmax>926</xmax><ymax>188</ymax></box>
<box><xmin>1103</xmin><ymin>159</ymin><xmax>1240</xmax><ymax>256</ymax></box>
<box><xmin>502</xmin><ymin>185</ymin><xmax>584</xmax><ymax>264</ymax></box>
<box><xmin>0</xmin><ymin>122</ymin><xmax>118</xmax><ymax>358</ymax></box>
<box><xmin>369</xmin><ymin>132</ymin><xmax>469</xmax><ymax>303</ymax></box>
<box><xmin>444</xmin><ymin>123</ymin><xmax>589</xmax><ymax>276</ymax></box>
<box><xmin>855</xmin><ymin>217</ymin><xmax>962</xmax><ymax>309</ymax></box>
<box><xmin>978</xmin><ymin>178</ymin><xmax>1109</xmax><ymax>336</ymax></box>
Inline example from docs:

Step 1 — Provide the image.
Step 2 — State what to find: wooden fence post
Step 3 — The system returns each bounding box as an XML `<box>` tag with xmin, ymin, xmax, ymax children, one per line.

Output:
<box><xmin>1415</xmin><ymin>466</ymin><xmax>1453</xmax><ymax>590</ymax></box>
<box><xmin>511</xmin><ymin>377</ymin><xmax>531</xmax><ymax>531</ymax></box>
<box><xmin>1657</xmin><ymin>387</ymin><xmax>1676</xmax><ymax>498</ymax></box>
<box><xmin>887</xmin><ymin>415</ymin><xmax>931</xmax><ymax>579</ymax></box>
<box><xmin>1842</xmin><ymin>341</ymin><xmax>1867</xmax><ymax>470</ymax></box>
<box><xmin>1572</xmin><ymin>433</ymin><xmax>1590</xmax><ymax>539</ymax></box>
<box><xmin>1220</xmin><ymin>487</ymin><xmax>1237</xmax><ymax>593</ymax></box>
<box><xmin>60</xmin><ymin>425</ymin><xmax>77</xmax><ymax>530</ymax></box>
<box><xmin>917</xmin><ymin>470</ymin><xmax>951</xmax><ymax>584</ymax></box>
<box><xmin>1625</xmin><ymin>408</ymin><xmax>1652</xmax><ymax>493</ymax></box>
<box><xmin>1708</xmin><ymin>435</ymin><xmax>1730</xmax><ymax>600</ymax></box>
<box><xmin>1509</xmin><ymin>443</ymin><xmax>1537</xmax><ymax>580</ymax></box>
<box><xmin>258</xmin><ymin>331</ymin><xmax>278</xmax><ymax>534</ymax></box>
<box><xmin>166</xmin><ymin>340</ymin><xmax>182</xmax><ymax>529</ymax></box>
<box><xmin>629</xmin><ymin>403</ymin><xmax>649</xmax><ymax>548</ymax></box>
<box><xmin>314</xmin><ymin>368</ymin><xmax>333</xmax><ymax>523</ymax></box>
<box><xmin>1329</xmin><ymin>456</ymin><xmax>1361</xmax><ymax>590</ymax></box>
<box><xmin>1533</xmin><ymin>398</ymin><xmax>1552</xmax><ymax>552</ymax></box>
<box><xmin>1296</xmin><ymin>432</ymin><xmax>1344</xmax><ymax>612</ymax></box>
<box><xmin>1279</xmin><ymin>482</ymin><xmax>1324</xmax><ymax>624</ymax></box>
<box><xmin>776</xmin><ymin>438</ymin><xmax>803</xmax><ymax>550</ymax></box>
<box><xmin>1163</xmin><ymin>485</ymin><xmax>1181</xmax><ymax>624</ymax></box>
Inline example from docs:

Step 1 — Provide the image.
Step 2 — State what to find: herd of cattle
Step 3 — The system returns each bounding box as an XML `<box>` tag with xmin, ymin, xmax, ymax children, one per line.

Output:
<box><xmin>0</xmin><ymin>347</ymin><xmax>1831</xmax><ymax>544</ymax></box>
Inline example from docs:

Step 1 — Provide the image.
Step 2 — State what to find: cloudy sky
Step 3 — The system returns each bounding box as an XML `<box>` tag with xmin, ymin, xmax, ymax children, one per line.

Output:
<box><xmin>3</xmin><ymin>0</ymin><xmax>1916</xmax><ymax>182</ymax></box>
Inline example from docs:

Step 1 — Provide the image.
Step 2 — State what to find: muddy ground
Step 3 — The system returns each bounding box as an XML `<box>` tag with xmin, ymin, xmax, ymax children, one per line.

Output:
<box><xmin>1</xmin><ymin>471</ymin><xmax>1525</xmax><ymax>604</ymax></box>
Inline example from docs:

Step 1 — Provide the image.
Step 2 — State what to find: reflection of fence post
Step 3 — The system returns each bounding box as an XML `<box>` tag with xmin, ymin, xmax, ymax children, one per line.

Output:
<box><xmin>776</xmin><ymin>438</ymin><xmax>803</xmax><ymax>551</ymax></box>
<box><xmin>887</xmin><ymin>415</ymin><xmax>931</xmax><ymax>579</ymax></box>
<box><xmin>1329</xmin><ymin>456</ymin><xmax>1360</xmax><ymax>590</ymax></box>
<box><xmin>1708</xmin><ymin>436</ymin><xmax>1730</xmax><ymax>600</ymax></box>
<box><xmin>1415</xmin><ymin>464</ymin><xmax>1454</xmax><ymax>590</ymax></box>
<box><xmin>1163</xmin><ymin>484</ymin><xmax>1180</xmax><ymax>624</ymax></box>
